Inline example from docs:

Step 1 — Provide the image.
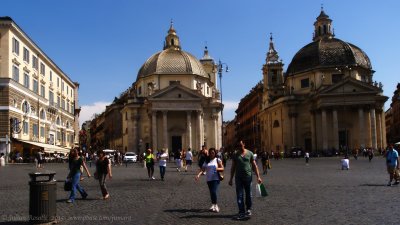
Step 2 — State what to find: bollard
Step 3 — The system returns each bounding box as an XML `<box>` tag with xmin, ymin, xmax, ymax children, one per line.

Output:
<box><xmin>29</xmin><ymin>171</ymin><xmax>57</xmax><ymax>224</ymax></box>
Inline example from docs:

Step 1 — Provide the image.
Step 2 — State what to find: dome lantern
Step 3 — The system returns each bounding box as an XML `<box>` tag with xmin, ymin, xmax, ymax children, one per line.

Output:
<box><xmin>313</xmin><ymin>6</ymin><xmax>334</xmax><ymax>41</ymax></box>
<box><xmin>164</xmin><ymin>21</ymin><xmax>181</xmax><ymax>50</ymax></box>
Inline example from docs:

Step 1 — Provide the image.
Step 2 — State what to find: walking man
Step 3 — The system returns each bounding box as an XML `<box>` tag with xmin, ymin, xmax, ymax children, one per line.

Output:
<box><xmin>229</xmin><ymin>140</ymin><xmax>262</xmax><ymax>220</ymax></box>
<box><xmin>385</xmin><ymin>144</ymin><xmax>400</xmax><ymax>186</ymax></box>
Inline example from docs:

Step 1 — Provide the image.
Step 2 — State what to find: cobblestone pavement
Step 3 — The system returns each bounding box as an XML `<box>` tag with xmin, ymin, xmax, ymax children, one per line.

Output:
<box><xmin>0</xmin><ymin>156</ymin><xmax>397</xmax><ymax>225</ymax></box>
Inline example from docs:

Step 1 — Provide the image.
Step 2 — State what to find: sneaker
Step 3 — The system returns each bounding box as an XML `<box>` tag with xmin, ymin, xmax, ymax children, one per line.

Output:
<box><xmin>214</xmin><ymin>205</ymin><xmax>220</xmax><ymax>213</ymax></box>
<box><xmin>209</xmin><ymin>205</ymin><xmax>215</xmax><ymax>211</ymax></box>
<box><xmin>394</xmin><ymin>181</ymin><xmax>400</xmax><ymax>185</ymax></box>
<box><xmin>246</xmin><ymin>209</ymin><xmax>252</xmax><ymax>216</ymax></box>
<box><xmin>66</xmin><ymin>199</ymin><xmax>73</xmax><ymax>203</ymax></box>
<box><xmin>233</xmin><ymin>213</ymin><xmax>247</xmax><ymax>220</ymax></box>
<box><xmin>82</xmin><ymin>193</ymin><xmax>88</xmax><ymax>200</ymax></box>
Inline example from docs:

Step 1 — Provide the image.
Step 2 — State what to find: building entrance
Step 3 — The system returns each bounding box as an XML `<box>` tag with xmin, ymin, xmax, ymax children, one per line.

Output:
<box><xmin>171</xmin><ymin>136</ymin><xmax>182</xmax><ymax>153</ymax></box>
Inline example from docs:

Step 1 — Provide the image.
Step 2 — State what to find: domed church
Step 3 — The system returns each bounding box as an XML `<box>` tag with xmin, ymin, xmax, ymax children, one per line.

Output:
<box><xmin>259</xmin><ymin>9</ymin><xmax>388</xmax><ymax>155</ymax></box>
<box><xmin>119</xmin><ymin>23</ymin><xmax>222</xmax><ymax>154</ymax></box>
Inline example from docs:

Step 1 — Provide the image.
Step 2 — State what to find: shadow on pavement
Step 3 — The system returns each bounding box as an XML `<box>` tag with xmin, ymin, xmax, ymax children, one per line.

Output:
<box><xmin>0</xmin><ymin>222</ymin><xmax>30</xmax><ymax>225</ymax></box>
<box><xmin>359</xmin><ymin>184</ymin><xmax>388</xmax><ymax>187</ymax></box>
<box><xmin>164</xmin><ymin>209</ymin><xmax>236</xmax><ymax>219</ymax></box>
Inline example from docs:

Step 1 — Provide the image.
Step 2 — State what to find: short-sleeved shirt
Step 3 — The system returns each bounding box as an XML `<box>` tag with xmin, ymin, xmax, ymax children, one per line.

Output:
<box><xmin>386</xmin><ymin>150</ymin><xmax>399</xmax><ymax>167</ymax></box>
<box><xmin>158</xmin><ymin>153</ymin><xmax>168</xmax><ymax>167</ymax></box>
<box><xmin>185</xmin><ymin>151</ymin><xmax>193</xmax><ymax>161</ymax></box>
<box><xmin>145</xmin><ymin>153</ymin><xmax>155</xmax><ymax>165</ymax></box>
<box><xmin>96</xmin><ymin>158</ymin><xmax>110</xmax><ymax>174</ymax></box>
<box><xmin>69</xmin><ymin>157</ymin><xmax>83</xmax><ymax>176</ymax></box>
<box><xmin>203</xmin><ymin>158</ymin><xmax>221</xmax><ymax>182</ymax></box>
<box><xmin>233</xmin><ymin>150</ymin><xmax>254</xmax><ymax>178</ymax></box>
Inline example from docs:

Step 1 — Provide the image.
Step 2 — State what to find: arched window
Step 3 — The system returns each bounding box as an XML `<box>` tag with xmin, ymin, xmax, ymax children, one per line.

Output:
<box><xmin>56</xmin><ymin>117</ymin><xmax>61</xmax><ymax>125</ymax></box>
<box><xmin>323</xmin><ymin>25</ymin><xmax>327</xmax><ymax>34</ymax></box>
<box><xmin>171</xmin><ymin>39</ymin><xmax>174</xmax><ymax>46</ymax></box>
<box><xmin>22</xmin><ymin>101</ymin><xmax>29</xmax><ymax>114</ymax></box>
<box><xmin>66</xmin><ymin>121</ymin><xmax>70</xmax><ymax>128</ymax></box>
<box><xmin>273</xmin><ymin>120</ymin><xmax>280</xmax><ymax>128</ymax></box>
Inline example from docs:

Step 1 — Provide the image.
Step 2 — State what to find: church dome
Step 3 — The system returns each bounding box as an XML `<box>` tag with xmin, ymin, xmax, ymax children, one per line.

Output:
<box><xmin>136</xmin><ymin>23</ymin><xmax>207</xmax><ymax>81</ymax></box>
<box><xmin>286</xmin><ymin>9</ymin><xmax>372</xmax><ymax>76</ymax></box>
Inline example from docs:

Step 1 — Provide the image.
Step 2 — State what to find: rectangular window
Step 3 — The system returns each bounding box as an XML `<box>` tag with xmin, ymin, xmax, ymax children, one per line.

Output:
<box><xmin>33</xmin><ymin>124</ymin><xmax>38</xmax><ymax>137</ymax></box>
<box><xmin>12</xmin><ymin>37</ymin><xmax>19</xmax><ymax>55</ymax></box>
<box><xmin>71</xmin><ymin>103</ymin><xmax>74</xmax><ymax>114</ymax></box>
<box><xmin>67</xmin><ymin>102</ymin><xmax>70</xmax><ymax>112</ymax></box>
<box><xmin>32</xmin><ymin>56</ymin><xmax>38</xmax><ymax>70</ymax></box>
<box><xmin>67</xmin><ymin>86</ymin><xmax>69</xmax><ymax>95</ymax></box>
<box><xmin>169</xmin><ymin>81</ymin><xmax>180</xmax><ymax>85</ymax></box>
<box><xmin>61</xmin><ymin>81</ymin><xmax>64</xmax><ymax>92</ymax></box>
<box><xmin>23</xmin><ymin>121</ymin><xmax>29</xmax><ymax>134</ymax></box>
<box><xmin>49</xmin><ymin>91</ymin><xmax>54</xmax><ymax>106</ymax></box>
<box><xmin>57</xmin><ymin>77</ymin><xmax>60</xmax><ymax>87</ymax></box>
<box><xmin>57</xmin><ymin>96</ymin><xmax>61</xmax><ymax>108</ymax></box>
<box><xmin>61</xmin><ymin>99</ymin><xmax>65</xmax><ymax>110</ymax></box>
<box><xmin>12</xmin><ymin>65</ymin><xmax>19</xmax><ymax>82</ymax></box>
<box><xmin>40</xmin><ymin>85</ymin><xmax>45</xmax><ymax>98</ymax></box>
<box><xmin>301</xmin><ymin>78</ymin><xmax>310</xmax><ymax>88</ymax></box>
<box><xmin>23</xmin><ymin>47</ymin><xmax>30</xmax><ymax>63</ymax></box>
<box><xmin>40</xmin><ymin>62</ymin><xmax>45</xmax><ymax>75</ymax></box>
<box><xmin>50</xmin><ymin>71</ymin><xmax>53</xmax><ymax>81</ymax></box>
<box><xmin>57</xmin><ymin>131</ymin><xmax>61</xmax><ymax>141</ymax></box>
<box><xmin>332</xmin><ymin>74</ymin><xmax>344</xmax><ymax>84</ymax></box>
<box><xmin>40</xmin><ymin>127</ymin><xmax>45</xmax><ymax>138</ymax></box>
<box><xmin>33</xmin><ymin>79</ymin><xmax>38</xmax><ymax>94</ymax></box>
<box><xmin>24</xmin><ymin>73</ymin><xmax>30</xmax><ymax>88</ymax></box>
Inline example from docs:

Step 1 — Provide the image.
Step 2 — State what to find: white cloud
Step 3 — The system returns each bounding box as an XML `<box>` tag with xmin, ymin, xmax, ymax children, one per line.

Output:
<box><xmin>79</xmin><ymin>101</ymin><xmax>110</xmax><ymax>126</ymax></box>
<box><xmin>223</xmin><ymin>100</ymin><xmax>238</xmax><ymax>121</ymax></box>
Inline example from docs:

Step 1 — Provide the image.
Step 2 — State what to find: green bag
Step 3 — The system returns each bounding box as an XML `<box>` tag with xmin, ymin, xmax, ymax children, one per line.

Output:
<box><xmin>260</xmin><ymin>183</ymin><xmax>268</xmax><ymax>197</ymax></box>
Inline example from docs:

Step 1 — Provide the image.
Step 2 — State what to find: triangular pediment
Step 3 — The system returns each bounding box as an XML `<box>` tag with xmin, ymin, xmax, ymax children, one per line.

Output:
<box><xmin>149</xmin><ymin>83</ymin><xmax>204</xmax><ymax>101</ymax></box>
<box><xmin>318</xmin><ymin>77</ymin><xmax>381</xmax><ymax>95</ymax></box>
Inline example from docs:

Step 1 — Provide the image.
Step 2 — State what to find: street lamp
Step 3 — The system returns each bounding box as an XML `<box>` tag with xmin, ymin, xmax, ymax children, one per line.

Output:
<box><xmin>217</xmin><ymin>60</ymin><xmax>229</xmax><ymax>149</ymax></box>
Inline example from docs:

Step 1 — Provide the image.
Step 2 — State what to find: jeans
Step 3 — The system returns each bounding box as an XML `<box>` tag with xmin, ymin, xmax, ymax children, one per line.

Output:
<box><xmin>98</xmin><ymin>173</ymin><xmax>108</xmax><ymax>197</ymax></box>
<box><xmin>159</xmin><ymin>166</ymin><xmax>166</xmax><ymax>179</ymax></box>
<box><xmin>235</xmin><ymin>176</ymin><xmax>252</xmax><ymax>214</ymax></box>
<box><xmin>69</xmin><ymin>172</ymin><xmax>87</xmax><ymax>201</ymax></box>
<box><xmin>207</xmin><ymin>180</ymin><xmax>220</xmax><ymax>204</ymax></box>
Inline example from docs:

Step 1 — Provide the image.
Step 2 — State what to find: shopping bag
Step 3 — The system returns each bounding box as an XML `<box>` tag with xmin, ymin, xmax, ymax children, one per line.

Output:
<box><xmin>255</xmin><ymin>184</ymin><xmax>262</xmax><ymax>197</ymax></box>
<box><xmin>260</xmin><ymin>183</ymin><xmax>268</xmax><ymax>197</ymax></box>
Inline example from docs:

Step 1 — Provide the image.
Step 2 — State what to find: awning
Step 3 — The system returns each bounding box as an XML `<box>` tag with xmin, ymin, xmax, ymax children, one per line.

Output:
<box><xmin>15</xmin><ymin>139</ymin><xmax>70</xmax><ymax>154</ymax></box>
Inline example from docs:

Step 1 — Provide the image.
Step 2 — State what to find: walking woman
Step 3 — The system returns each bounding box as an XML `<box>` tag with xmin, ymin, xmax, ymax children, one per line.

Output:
<box><xmin>95</xmin><ymin>150</ymin><xmax>112</xmax><ymax>199</ymax></box>
<box><xmin>145</xmin><ymin>148</ymin><xmax>155</xmax><ymax>180</ymax></box>
<box><xmin>195</xmin><ymin>148</ymin><xmax>224</xmax><ymax>212</ymax></box>
<box><xmin>67</xmin><ymin>148</ymin><xmax>91</xmax><ymax>203</ymax></box>
<box><xmin>158</xmin><ymin>149</ymin><xmax>168</xmax><ymax>181</ymax></box>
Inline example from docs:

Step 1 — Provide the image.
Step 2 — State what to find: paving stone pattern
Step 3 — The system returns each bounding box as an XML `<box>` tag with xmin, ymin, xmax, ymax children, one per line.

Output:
<box><xmin>0</xmin><ymin>157</ymin><xmax>397</xmax><ymax>225</ymax></box>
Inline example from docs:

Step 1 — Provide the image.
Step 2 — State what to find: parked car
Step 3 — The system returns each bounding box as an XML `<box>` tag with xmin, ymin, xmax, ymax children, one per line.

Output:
<box><xmin>124</xmin><ymin>152</ymin><xmax>137</xmax><ymax>163</ymax></box>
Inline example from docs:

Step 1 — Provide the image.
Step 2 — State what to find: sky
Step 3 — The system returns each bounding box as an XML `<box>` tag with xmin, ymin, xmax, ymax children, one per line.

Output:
<box><xmin>2</xmin><ymin>0</ymin><xmax>399</xmax><ymax>126</ymax></box>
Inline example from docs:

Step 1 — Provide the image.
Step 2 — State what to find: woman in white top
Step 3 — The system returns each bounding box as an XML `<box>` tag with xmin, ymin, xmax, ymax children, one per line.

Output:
<box><xmin>195</xmin><ymin>148</ymin><xmax>224</xmax><ymax>212</ymax></box>
<box><xmin>158</xmin><ymin>149</ymin><xmax>168</xmax><ymax>181</ymax></box>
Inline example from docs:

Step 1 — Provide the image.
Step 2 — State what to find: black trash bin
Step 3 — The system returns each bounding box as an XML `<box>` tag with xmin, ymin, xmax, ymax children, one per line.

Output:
<box><xmin>29</xmin><ymin>171</ymin><xmax>57</xmax><ymax>224</ymax></box>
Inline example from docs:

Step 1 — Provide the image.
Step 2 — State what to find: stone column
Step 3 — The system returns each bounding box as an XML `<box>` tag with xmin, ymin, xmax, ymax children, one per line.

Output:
<box><xmin>152</xmin><ymin>111</ymin><xmax>157</xmax><ymax>150</ymax></box>
<box><xmin>291</xmin><ymin>114</ymin><xmax>296</xmax><ymax>146</ymax></box>
<box><xmin>162</xmin><ymin>111</ymin><xmax>168</xmax><ymax>151</ymax></box>
<box><xmin>213</xmin><ymin>114</ymin><xmax>218</xmax><ymax>149</ymax></box>
<box><xmin>333</xmin><ymin>109</ymin><xmax>339</xmax><ymax>151</ymax></box>
<box><xmin>186</xmin><ymin>111</ymin><xmax>192</xmax><ymax>149</ymax></box>
<box><xmin>133</xmin><ymin>109</ymin><xmax>139</xmax><ymax>153</ymax></box>
<box><xmin>310</xmin><ymin>111</ymin><xmax>316</xmax><ymax>151</ymax></box>
<box><xmin>370</xmin><ymin>108</ymin><xmax>377</xmax><ymax>149</ymax></box>
<box><xmin>358</xmin><ymin>108</ymin><xmax>365</xmax><ymax>148</ymax></box>
<box><xmin>322</xmin><ymin>109</ymin><xmax>328</xmax><ymax>151</ymax></box>
<box><xmin>381</xmin><ymin>111</ymin><xmax>387</xmax><ymax>148</ymax></box>
<box><xmin>377</xmin><ymin>111</ymin><xmax>383</xmax><ymax>149</ymax></box>
<box><xmin>197</xmin><ymin>111</ymin><xmax>202</xmax><ymax>150</ymax></box>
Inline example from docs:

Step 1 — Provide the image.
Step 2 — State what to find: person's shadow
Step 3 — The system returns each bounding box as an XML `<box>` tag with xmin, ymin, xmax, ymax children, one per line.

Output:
<box><xmin>164</xmin><ymin>208</ymin><xmax>236</xmax><ymax>219</ymax></box>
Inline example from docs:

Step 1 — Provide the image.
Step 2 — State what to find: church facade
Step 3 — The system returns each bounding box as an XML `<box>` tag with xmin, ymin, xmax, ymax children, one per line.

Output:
<box><xmin>259</xmin><ymin>10</ymin><xmax>388</xmax><ymax>155</ymax></box>
<box><xmin>105</xmin><ymin>24</ymin><xmax>223</xmax><ymax>155</ymax></box>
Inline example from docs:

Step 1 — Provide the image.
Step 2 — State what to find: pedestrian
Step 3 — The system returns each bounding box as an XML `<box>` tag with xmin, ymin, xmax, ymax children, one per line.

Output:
<box><xmin>195</xmin><ymin>148</ymin><xmax>224</xmax><ymax>213</ymax></box>
<box><xmin>185</xmin><ymin>148</ymin><xmax>193</xmax><ymax>172</ymax></box>
<box><xmin>181</xmin><ymin>149</ymin><xmax>187</xmax><ymax>170</ymax></box>
<box><xmin>145</xmin><ymin>148</ymin><xmax>155</xmax><ymax>180</ymax></box>
<box><xmin>260</xmin><ymin>150</ymin><xmax>269</xmax><ymax>175</ymax></box>
<box><xmin>158</xmin><ymin>149</ymin><xmax>168</xmax><ymax>181</ymax></box>
<box><xmin>174</xmin><ymin>149</ymin><xmax>182</xmax><ymax>172</ymax></box>
<box><xmin>368</xmin><ymin>149</ymin><xmax>374</xmax><ymax>162</ymax></box>
<box><xmin>67</xmin><ymin>148</ymin><xmax>91</xmax><ymax>203</ymax></box>
<box><xmin>36</xmin><ymin>150</ymin><xmax>43</xmax><ymax>168</ymax></box>
<box><xmin>229</xmin><ymin>140</ymin><xmax>262</xmax><ymax>220</ymax></box>
<box><xmin>94</xmin><ymin>150</ymin><xmax>112</xmax><ymax>200</ymax></box>
<box><xmin>305</xmin><ymin>152</ymin><xmax>310</xmax><ymax>164</ymax></box>
<box><xmin>198</xmin><ymin>145</ymin><xmax>208</xmax><ymax>174</ymax></box>
<box><xmin>385</xmin><ymin>144</ymin><xmax>400</xmax><ymax>186</ymax></box>
<box><xmin>0</xmin><ymin>153</ymin><xmax>5</xmax><ymax>167</ymax></box>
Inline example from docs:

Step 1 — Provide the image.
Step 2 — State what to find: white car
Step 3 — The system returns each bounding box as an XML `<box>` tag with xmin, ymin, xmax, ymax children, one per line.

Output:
<box><xmin>124</xmin><ymin>152</ymin><xmax>137</xmax><ymax>163</ymax></box>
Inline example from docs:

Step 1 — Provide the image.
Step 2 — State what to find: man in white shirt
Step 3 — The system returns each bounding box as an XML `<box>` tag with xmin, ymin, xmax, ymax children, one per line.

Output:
<box><xmin>185</xmin><ymin>148</ymin><xmax>193</xmax><ymax>172</ymax></box>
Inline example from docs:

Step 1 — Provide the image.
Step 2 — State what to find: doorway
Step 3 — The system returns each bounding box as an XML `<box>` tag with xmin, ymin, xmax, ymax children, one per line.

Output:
<box><xmin>171</xmin><ymin>136</ymin><xmax>182</xmax><ymax>154</ymax></box>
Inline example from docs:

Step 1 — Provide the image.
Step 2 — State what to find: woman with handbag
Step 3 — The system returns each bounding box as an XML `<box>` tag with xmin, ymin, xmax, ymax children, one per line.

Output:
<box><xmin>95</xmin><ymin>150</ymin><xmax>112</xmax><ymax>199</ymax></box>
<box><xmin>195</xmin><ymin>148</ymin><xmax>224</xmax><ymax>212</ymax></box>
<box><xmin>67</xmin><ymin>148</ymin><xmax>91</xmax><ymax>203</ymax></box>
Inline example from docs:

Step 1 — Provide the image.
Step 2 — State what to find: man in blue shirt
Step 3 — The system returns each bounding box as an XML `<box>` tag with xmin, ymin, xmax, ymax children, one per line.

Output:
<box><xmin>386</xmin><ymin>144</ymin><xmax>400</xmax><ymax>186</ymax></box>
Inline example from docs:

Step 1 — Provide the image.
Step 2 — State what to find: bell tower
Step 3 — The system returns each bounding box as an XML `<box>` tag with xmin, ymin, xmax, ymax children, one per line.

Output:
<box><xmin>262</xmin><ymin>33</ymin><xmax>284</xmax><ymax>107</ymax></box>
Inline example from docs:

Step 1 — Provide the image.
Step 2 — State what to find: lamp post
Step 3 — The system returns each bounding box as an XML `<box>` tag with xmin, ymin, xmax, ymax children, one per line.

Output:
<box><xmin>217</xmin><ymin>60</ymin><xmax>228</xmax><ymax>149</ymax></box>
